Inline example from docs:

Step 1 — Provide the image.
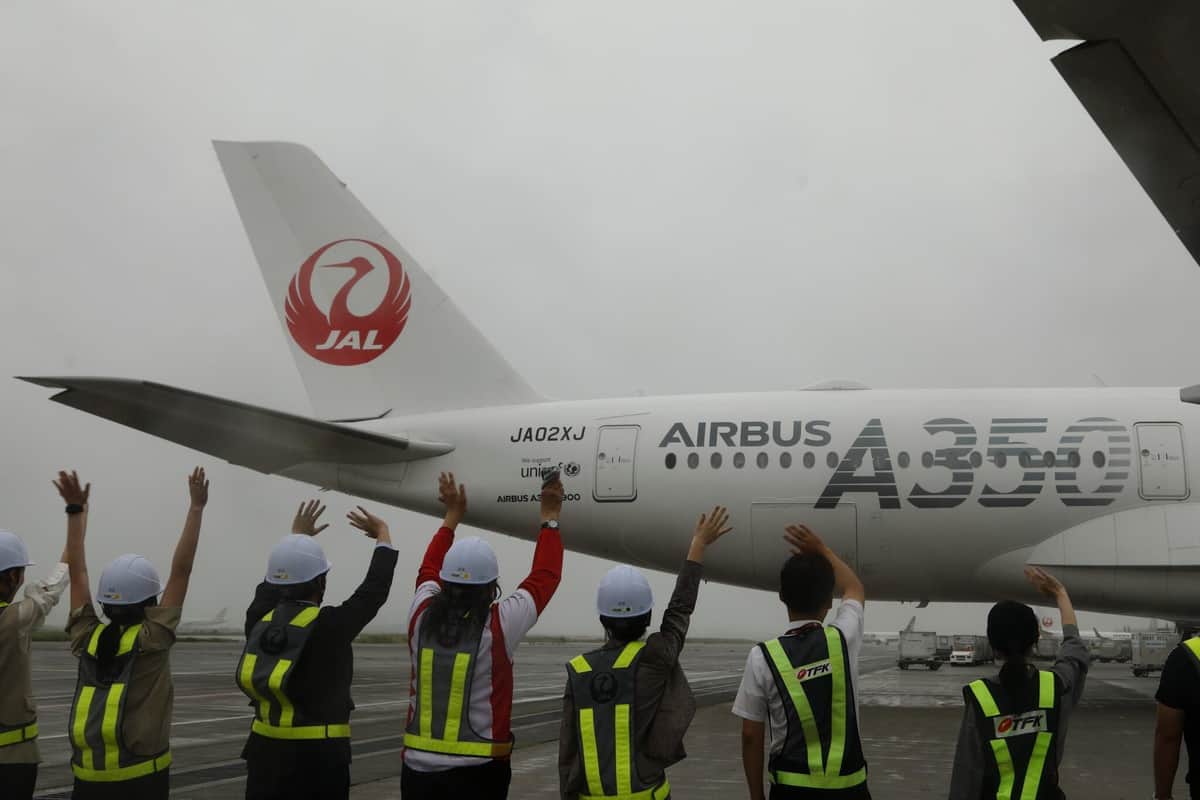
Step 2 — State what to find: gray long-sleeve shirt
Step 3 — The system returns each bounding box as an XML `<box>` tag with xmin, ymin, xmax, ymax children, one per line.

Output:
<box><xmin>947</xmin><ymin>624</ymin><xmax>1090</xmax><ymax>799</ymax></box>
<box><xmin>559</xmin><ymin>560</ymin><xmax>701</xmax><ymax>799</ymax></box>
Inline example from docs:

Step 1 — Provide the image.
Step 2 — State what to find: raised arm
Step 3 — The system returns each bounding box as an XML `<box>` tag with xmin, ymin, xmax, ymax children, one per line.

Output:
<box><xmin>54</xmin><ymin>470</ymin><xmax>92</xmax><ymax>612</ymax></box>
<box><xmin>1025</xmin><ymin>566</ymin><xmax>1077</xmax><ymax>627</ymax></box>
<box><xmin>516</xmin><ymin>477</ymin><xmax>564</xmax><ymax>615</ymax></box>
<box><xmin>161</xmin><ymin>467</ymin><xmax>208</xmax><ymax>608</ymax></box>
<box><xmin>647</xmin><ymin>506</ymin><xmax>734</xmax><ymax>663</ymax></box>
<box><xmin>784</xmin><ymin>524</ymin><xmax>866</xmax><ymax>605</ymax></box>
<box><xmin>416</xmin><ymin>472</ymin><xmax>466</xmax><ymax>588</ymax></box>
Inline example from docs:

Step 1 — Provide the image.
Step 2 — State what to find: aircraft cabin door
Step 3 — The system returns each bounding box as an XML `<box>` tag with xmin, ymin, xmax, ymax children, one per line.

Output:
<box><xmin>1136</xmin><ymin>423</ymin><xmax>1189</xmax><ymax>500</ymax></box>
<box><xmin>750</xmin><ymin>502</ymin><xmax>858</xmax><ymax>586</ymax></box>
<box><xmin>594</xmin><ymin>425</ymin><xmax>640</xmax><ymax>502</ymax></box>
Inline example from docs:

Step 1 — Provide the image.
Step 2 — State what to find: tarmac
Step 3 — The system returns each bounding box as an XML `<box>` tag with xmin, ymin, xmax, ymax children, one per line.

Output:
<box><xmin>27</xmin><ymin>640</ymin><xmax>1170</xmax><ymax>799</ymax></box>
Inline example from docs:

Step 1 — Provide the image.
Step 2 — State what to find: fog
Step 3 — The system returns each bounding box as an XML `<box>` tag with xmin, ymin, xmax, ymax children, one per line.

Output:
<box><xmin>2</xmin><ymin>1</ymin><xmax>1196</xmax><ymax>640</ymax></box>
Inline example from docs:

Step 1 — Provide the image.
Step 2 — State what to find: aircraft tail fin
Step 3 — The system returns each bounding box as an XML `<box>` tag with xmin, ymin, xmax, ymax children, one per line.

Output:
<box><xmin>213</xmin><ymin>141</ymin><xmax>542</xmax><ymax>420</ymax></box>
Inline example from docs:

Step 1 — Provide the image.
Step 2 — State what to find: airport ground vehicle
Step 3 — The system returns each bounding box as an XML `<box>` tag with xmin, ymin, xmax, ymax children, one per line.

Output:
<box><xmin>1131</xmin><ymin>632</ymin><xmax>1180</xmax><ymax>677</ymax></box>
<box><xmin>1089</xmin><ymin>637</ymin><xmax>1132</xmax><ymax>663</ymax></box>
<box><xmin>936</xmin><ymin>635</ymin><xmax>953</xmax><ymax>661</ymax></box>
<box><xmin>897</xmin><ymin>631</ymin><xmax>942</xmax><ymax>670</ymax></box>
<box><xmin>950</xmin><ymin>635</ymin><xmax>994</xmax><ymax>666</ymax></box>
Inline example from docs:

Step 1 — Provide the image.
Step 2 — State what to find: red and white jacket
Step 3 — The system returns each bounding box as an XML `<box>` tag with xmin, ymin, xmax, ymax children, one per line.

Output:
<box><xmin>404</xmin><ymin>525</ymin><xmax>563</xmax><ymax>772</ymax></box>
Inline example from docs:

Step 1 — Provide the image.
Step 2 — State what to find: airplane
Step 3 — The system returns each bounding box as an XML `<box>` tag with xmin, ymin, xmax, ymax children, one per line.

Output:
<box><xmin>16</xmin><ymin>1</ymin><xmax>1200</xmax><ymax>623</ymax></box>
<box><xmin>178</xmin><ymin>607</ymin><xmax>232</xmax><ymax>634</ymax></box>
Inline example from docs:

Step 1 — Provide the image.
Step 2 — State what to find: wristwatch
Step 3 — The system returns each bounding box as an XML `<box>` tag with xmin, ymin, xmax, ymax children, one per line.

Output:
<box><xmin>541</xmin><ymin>519</ymin><xmax>560</xmax><ymax>530</ymax></box>
<box><xmin>65</xmin><ymin>504</ymin><xmax>85</xmax><ymax>515</ymax></box>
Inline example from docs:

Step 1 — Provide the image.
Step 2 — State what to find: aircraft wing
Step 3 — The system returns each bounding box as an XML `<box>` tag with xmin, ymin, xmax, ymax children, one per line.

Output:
<box><xmin>1013</xmin><ymin>0</ymin><xmax>1200</xmax><ymax>266</ymax></box>
<box><xmin>19</xmin><ymin>377</ymin><xmax>453</xmax><ymax>474</ymax></box>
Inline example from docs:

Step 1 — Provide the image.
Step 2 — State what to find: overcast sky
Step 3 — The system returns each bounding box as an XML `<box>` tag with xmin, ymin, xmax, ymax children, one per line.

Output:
<box><xmin>2</xmin><ymin>1</ymin><xmax>1197</xmax><ymax>638</ymax></box>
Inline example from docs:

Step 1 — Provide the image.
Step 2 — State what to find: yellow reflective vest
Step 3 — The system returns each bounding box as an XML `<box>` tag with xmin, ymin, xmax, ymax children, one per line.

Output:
<box><xmin>760</xmin><ymin>626</ymin><xmax>868</xmax><ymax>791</ymax></box>
<box><xmin>965</xmin><ymin>671</ymin><xmax>1060</xmax><ymax>800</ymax></box>
<box><xmin>69</xmin><ymin>623</ymin><xmax>172</xmax><ymax>782</ymax></box>
<box><xmin>236</xmin><ymin>603</ymin><xmax>350</xmax><ymax>740</ymax></box>
<box><xmin>565</xmin><ymin>641</ymin><xmax>670</xmax><ymax>800</ymax></box>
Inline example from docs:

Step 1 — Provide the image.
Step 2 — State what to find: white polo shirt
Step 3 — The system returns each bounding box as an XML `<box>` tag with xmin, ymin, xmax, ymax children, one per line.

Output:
<box><xmin>731</xmin><ymin>600</ymin><xmax>864</xmax><ymax>756</ymax></box>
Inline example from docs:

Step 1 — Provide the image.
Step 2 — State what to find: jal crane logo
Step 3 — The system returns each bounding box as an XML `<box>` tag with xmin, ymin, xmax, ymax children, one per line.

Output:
<box><xmin>285</xmin><ymin>239</ymin><xmax>412</xmax><ymax>366</ymax></box>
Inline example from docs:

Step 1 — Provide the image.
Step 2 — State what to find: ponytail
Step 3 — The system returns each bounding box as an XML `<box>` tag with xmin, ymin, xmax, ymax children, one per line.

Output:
<box><xmin>97</xmin><ymin>599</ymin><xmax>155</xmax><ymax>680</ymax></box>
<box><xmin>424</xmin><ymin>581</ymin><xmax>499</xmax><ymax>648</ymax></box>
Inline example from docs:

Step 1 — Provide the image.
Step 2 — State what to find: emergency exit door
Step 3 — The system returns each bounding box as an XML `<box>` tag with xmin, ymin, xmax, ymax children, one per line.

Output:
<box><xmin>1136</xmin><ymin>423</ymin><xmax>1189</xmax><ymax>500</ymax></box>
<box><xmin>594</xmin><ymin>426</ymin><xmax>639</xmax><ymax>502</ymax></box>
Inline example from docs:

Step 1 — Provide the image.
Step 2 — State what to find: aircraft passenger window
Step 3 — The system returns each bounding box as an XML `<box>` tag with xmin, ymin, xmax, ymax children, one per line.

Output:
<box><xmin>897</xmin><ymin>451</ymin><xmax>910</xmax><ymax>468</ymax></box>
<box><xmin>665</xmin><ymin>453</ymin><xmax>677</xmax><ymax>469</ymax></box>
<box><xmin>1093</xmin><ymin>450</ymin><xmax>1106</xmax><ymax>468</ymax></box>
<box><xmin>757</xmin><ymin>452</ymin><xmax>769</xmax><ymax>469</ymax></box>
<box><xmin>970</xmin><ymin>451</ymin><xmax>983</xmax><ymax>468</ymax></box>
<box><xmin>711</xmin><ymin>453</ymin><xmax>722</xmax><ymax>469</ymax></box>
<box><xmin>995</xmin><ymin>452</ymin><xmax>1008</xmax><ymax>468</ymax></box>
<box><xmin>921</xmin><ymin>452</ymin><xmax>934</xmax><ymax>468</ymax></box>
<box><xmin>826</xmin><ymin>452</ymin><xmax>839</xmax><ymax>468</ymax></box>
<box><xmin>1043</xmin><ymin>451</ymin><xmax>1055</xmax><ymax>468</ymax></box>
<box><xmin>780</xmin><ymin>452</ymin><xmax>793</xmax><ymax>468</ymax></box>
<box><xmin>734</xmin><ymin>452</ymin><xmax>746</xmax><ymax>469</ymax></box>
<box><xmin>803</xmin><ymin>452</ymin><xmax>816</xmax><ymax>468</ymax></box>
<box><xmin>687</xmin><ymin>453</ymin><xmax>699</xmax><ymax>469</ymax></box>
<box><xmin>1068</xmin><ymin>451</ymin><xmax>1081</xmax><ymax>468</ymax></box>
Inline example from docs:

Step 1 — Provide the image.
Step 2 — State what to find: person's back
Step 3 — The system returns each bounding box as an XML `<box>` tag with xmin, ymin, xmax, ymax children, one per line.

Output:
<box><xmin>0</xmin><ymin>527</ymin><xmax>68</xmax><ymax>800</ymax></box>
<box><xmin>948</xmin><ymin>568</ymin><xmax>1089</xmax><ymax>800</ymax></box>
<box><xmin>559</xmin><ymin>506</ymin><xmax>734</xmax><ymax>799</ymax></box>
<box><xmin>1153</xmin><ymin>636</ymin><xmax>1200</xmax><ymax>798</ymax></box>
<box><xmin>734</xmin><ymin>524</ymin><xmax>869</xmax><ymax>800</ymax></box>
<box><xmin>238</xmin><ymin>501</ymin><xmax>397</xmax><ymax>800</ymax></box>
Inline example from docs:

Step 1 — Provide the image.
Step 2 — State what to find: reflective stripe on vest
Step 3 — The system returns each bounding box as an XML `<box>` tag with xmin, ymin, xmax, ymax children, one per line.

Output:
<box><xmin>763</xmin><ymin>628</ymin><xmax>868</xmax><ymax>789</ymax></box>
<box><xmin>1184</xmin><ymin>637</ymin><xmax>1200</xmax><ymax>665</ymax></box>
<box><xmin>70</xmin><ymin>623</ymin><xmax>171</xmax><ymax>782</ymax></box>
<box><xmin>967</xmin><ymin>671</ymin><xmax>1056</xmax><ymax>800</ymax></box>
<box><xmin>403</xmin><ymin>604</ymin><xmax>514</xmax><ymax>758</ymax></box>
<box><xmin>0</xmin><ymin>722</ymin><xmax>38</xmax><ymax>747</ymax></box>
<box><xmin>236</xmin><ymin>605</ymin><xmax>347</xmax><ymax>741</ymax></box>
<box><xmin>567</xmin><ymin>641</ymin><xmax>670</xmax><ymax>800</ymax></box>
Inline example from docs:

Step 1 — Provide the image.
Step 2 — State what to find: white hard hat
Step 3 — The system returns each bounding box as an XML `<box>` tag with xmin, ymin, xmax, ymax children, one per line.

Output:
<box><xmin>266</xmin><ymin>534</ymin><xmax>332</xmax><ymax>585</ymax></box>
<box><xmin>98</xmin><ymin>554</ymin><xmax>162</xmax><ymax>606</ymax></box>
<box><xmin>0</xmin><ymin>531</ymin><xmax>34</xmax><ymax>573</ymax></box>
<box><xmin>597</xmin><ymin>564</ymin><xmax>654</xmax><ymax>618</ymax></box>
<box><xmin>440</xmin><ymin>537</ymin><xmax>499</xmax><ymax>585</ymax></box>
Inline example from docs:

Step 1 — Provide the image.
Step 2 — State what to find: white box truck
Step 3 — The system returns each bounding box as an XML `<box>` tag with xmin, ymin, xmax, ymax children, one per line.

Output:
<box><xmin>951</xmin><ymin>635</ymin><xmax>994</xmax><ymax>666</ymax></box>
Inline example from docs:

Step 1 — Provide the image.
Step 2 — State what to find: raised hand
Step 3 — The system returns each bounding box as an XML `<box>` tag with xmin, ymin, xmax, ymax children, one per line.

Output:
<box><xmin>693</xmin><ymin>506</ymin><xmax>733</xmax><ymax>547</ymax></box>
<box><xmin>438</xmin><ymin>472</ymin><xmax>468</xmax><ymax>528</ymax></box>
<box><xmin>540</xmin><ymin>476</ymin><xmax>564</xmax><ymax>522</ymax></box>
<box><xmin>292</xmin><ymin>499</ymin><xmax>329</xmax><ymax>536</ymax></box>
<box><xmin>188</xmin><ymin>467</ymin><xmax>209</xmax><ymax>510</ymax></box>
<box><xmin>348</xmin><ymin>506</ymin><xmax>391</xmax><ymax>544</ymax></box>
<box><xmin>783</xmin><ymin>524</ymin><xmax>829</xmax><ymax>557</ymax></box>
<box><xmin>53</xmin><ymin>470</ymin><xmax>90</xmax><ymax>507</ymax></box>
<box><xmin>1024</xmin><ymin>566</ymin><xmax>1065</xmax><ymax>599</ymax></box>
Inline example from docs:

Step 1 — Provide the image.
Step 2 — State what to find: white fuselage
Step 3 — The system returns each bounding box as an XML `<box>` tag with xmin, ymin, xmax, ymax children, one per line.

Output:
<box><xmin>281</xmin><ymin>386</ymin><xmax>1199</xmax><ymax>619</ymax></box>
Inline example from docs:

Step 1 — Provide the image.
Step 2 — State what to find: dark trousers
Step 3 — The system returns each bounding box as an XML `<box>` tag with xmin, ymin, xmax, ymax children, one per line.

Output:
<box><xmin>0</xmin><ymin>763</ymin><xmax>37</xmax><ymax>800</ymax></box>
<box><xmin>401</xmin><ymin>760</ymin><xmax>512</xmax><ymax>800</ymax></box>
<box><xmin>72</xmin><ymin>769</ymin><xmax>170</xmax><ymax>800</ymax></box>
<box><xmin>246</xmin><ymin>758</ymin><xmax>350</xmax><ymax>800</ymax></box>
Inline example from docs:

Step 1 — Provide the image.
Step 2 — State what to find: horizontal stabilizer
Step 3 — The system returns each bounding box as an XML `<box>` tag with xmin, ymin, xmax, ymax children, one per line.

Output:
<box><xmin>19</xmin><ymin>378</ymin><xmax>453</xmax><ymax>474</ymax></box>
